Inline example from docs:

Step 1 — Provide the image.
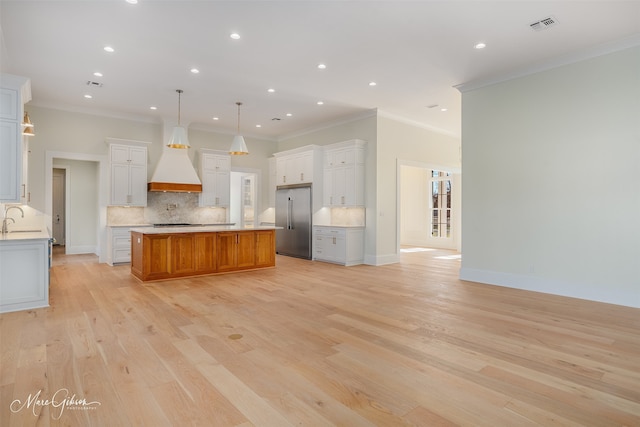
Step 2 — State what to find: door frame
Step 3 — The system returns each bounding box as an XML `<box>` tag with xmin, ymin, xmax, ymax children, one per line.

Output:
<box><xmin>45</xmin><ymin>151</ymin><xmax>108</xmax><ymax>262</ymax></box>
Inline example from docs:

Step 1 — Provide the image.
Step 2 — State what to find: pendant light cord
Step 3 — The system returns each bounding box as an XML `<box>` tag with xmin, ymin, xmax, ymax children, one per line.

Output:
<box><xmin>236</xmin><ymin>101</ymin><xmax>242</xmax><ymax>133</ymax></box>
<box><xmin>176</xmin><ymin>89</ymin><xmax>183</xmax><ymax>125</ymax></box>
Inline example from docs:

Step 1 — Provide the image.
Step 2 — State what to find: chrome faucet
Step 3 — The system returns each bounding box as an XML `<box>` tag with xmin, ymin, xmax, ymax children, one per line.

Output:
<box><xmin>2</xmin><ymin>205</ymin><xmax>24</xmax><ymax>234</ymax></box>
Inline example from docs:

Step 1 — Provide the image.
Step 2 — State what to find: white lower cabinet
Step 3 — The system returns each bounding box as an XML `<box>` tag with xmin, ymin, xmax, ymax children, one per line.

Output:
<box><xmin>107</xmin><ymin>226</ymin><xmax>137</xmax><ymax>265</ymax></box>
<box><xmin>313</xmin><ymin>226</ymin><xmax>364</xmax><ymax>266</ymax></box>
<box><xmin>0</xmin><ymin>238</ymin><xmax>50</xmax><ymax>313</ymax></box>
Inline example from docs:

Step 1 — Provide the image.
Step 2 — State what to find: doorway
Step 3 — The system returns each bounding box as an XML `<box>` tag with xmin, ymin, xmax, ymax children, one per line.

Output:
<box><xmin>52</xmin><ymin>168</ymin><xmax>66</xmax><ymax>246</ymax></box>
<box><xmin>230</xmin><ymin>169</ymin><xmax>260</xmax><ymax>228</ymax></box>
<box><xmin>398</xmin><ymin>162</ymin><xmax>461</xmax><ymax>252</ymax></box>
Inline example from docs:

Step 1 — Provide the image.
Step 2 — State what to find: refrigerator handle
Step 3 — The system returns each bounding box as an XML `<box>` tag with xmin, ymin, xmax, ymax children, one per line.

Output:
<box><xmin>288</xmin><ymin>197</ymin><xmax>294</xmax><ymax>230</ymax></box>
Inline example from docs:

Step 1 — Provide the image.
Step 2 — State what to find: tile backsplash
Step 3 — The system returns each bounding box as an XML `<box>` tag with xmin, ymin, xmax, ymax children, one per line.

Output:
<box><xmin>107</xmin><ymin>192</ymin><xmax>228</xmax><ymax>225</ymax></box>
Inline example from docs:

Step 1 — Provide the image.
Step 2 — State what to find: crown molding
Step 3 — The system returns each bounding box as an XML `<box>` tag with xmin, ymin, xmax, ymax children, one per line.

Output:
<box><xmin>277</xmin><ymin>109</ymin><xmax>377</xmax><ymax>142</ymax></box>
<box><xmin>455</xmin><ymin>34</ymin><xmax>640</xmax><ymax>93</ymax></box>
<box><xmin>376</xmin><ymin>109</ymin><xmax>460</xmax><ymax>139</ymax></box>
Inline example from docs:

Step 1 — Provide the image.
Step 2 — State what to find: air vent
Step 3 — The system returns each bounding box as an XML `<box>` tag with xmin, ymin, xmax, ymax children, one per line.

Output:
<box><xmin>530</xmin><ymin>16</ymin><xmax>557</xmax><ymax>31</ymax></box>
<box><xmin>271</xmin><ymin>117</ymin><xmax>281</xmax><ymax>121</ymax></box>
<box><xmin>86</xmin><ymin>81</ymin><xmax>103</xmax><ymax>87</ymax></box>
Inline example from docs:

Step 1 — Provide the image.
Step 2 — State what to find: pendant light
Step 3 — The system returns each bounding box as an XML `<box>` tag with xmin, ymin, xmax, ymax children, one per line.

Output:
<box><xmin>167</xmin><ymin>89</ymin><xmax>190</xmax><ymax>149</ymax></box>
<box><xmin>22</xmin><ymin>112</ymin><xmax>35</xmax><ymax>136</ymax></box>
<box><xmin>229</xmin><ymin>101</ymin><xmax>249</xmax><ymax>155</ymax></box>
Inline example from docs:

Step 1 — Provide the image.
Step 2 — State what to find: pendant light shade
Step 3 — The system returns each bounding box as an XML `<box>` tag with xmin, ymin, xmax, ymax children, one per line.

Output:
<box><xmin>22</xmin><ymin>112</ymin><xmax>35</xmax><ymax>136</ymax></box>
<box><xmin>229</xmin><ymin>102</ymin><xmax>249</xmax><ymax>155</ymax></box>
<box><xmin>167</xmin><ymin>89</ymin><xmax>190</xmax><ymax>149</ymax></box>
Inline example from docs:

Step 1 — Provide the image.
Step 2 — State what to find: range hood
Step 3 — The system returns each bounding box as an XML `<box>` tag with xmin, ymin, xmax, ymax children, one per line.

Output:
<box><xmin>147</xmin><ymin>121</ymin><xmax>202</xmax><ymax>192</ymax></box>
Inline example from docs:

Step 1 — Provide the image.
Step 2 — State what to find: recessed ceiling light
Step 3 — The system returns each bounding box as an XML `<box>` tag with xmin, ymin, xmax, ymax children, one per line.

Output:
<box><xmin>150</xmin><ymin>106</ymin><xmax>157</xmax><ymax>110</ymax></box>
<box><xmin>190</xmin><ymin>68</ymin><xmax>200</xmax><ymax>74</ymax></box>
<box><xmin>369</xmin><ymin>81</ymin><xmax>377</xmax><ymax>86</ymax></box>
<box><xmin>286</xmin><ymin>113</ymin><xmax>292</xmax><ymax>117</ymax></box>
<box><xmin>267</xmin><ymin>88</ymin><xmax>275</xmax><ymax>93</ymax></box>
<box><xmin>317</xmin><ymin>63</ymin><xmax>326</xmax><ymax>69</ymax></box>
<box><xmin>84</xmin><ymin>94</ymin><xmax>93</xmax><ymax>99</ymax></box>
<box><xmin>317</xmin><ymin>101</ymin><xmax>324</xmax><ymax>105</ymax></box>
<box><xmin>256</xmin><ymin>124</ymin><xmax>262</xmax><ymax>128</ymax></box>
<box><xmin>230</xmin><ymin>33</ymin><xmax>241</xmax><ymax>40</ymax></box>
<box><xmin>440</xmin><ymin>108</ymin><xmax>448</xmax><ymax>112</ymax></box>
<box><xmin>103</xmin><ymin>46</ymin><xmax>115</xmax><ymax>53</ymax></box>
<box><xmin>93</xmin><ymin>72</ymin><xmax>103</xmax><ymax>77</ymax></box>
<box><xmin>212</xmin><ymin>117</ymin><xmax>219</xmax><ymax>121</ymax></box>
<box><xmin>474</xmin><ymin>42</ymin><xmax>486</xmax><ymax>49</ymax></box>
<box><xmin>125</xmin><ymin>0</ymin><xmax>138</xmax><ymax>4</ymax></box>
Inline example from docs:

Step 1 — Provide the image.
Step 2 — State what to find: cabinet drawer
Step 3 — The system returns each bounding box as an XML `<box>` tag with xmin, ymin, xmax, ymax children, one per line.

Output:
<box><xmin>114</xmin><ymin>249</ymin><xmax>131</xmax><ymax>263</ymax></box>
<box><xmin>114</xmin><ymin>236</ymin><xmax>131</xmax><ymax>248</ymax></box>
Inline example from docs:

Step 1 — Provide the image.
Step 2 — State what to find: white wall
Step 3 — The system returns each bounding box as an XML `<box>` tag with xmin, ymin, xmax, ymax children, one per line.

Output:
<box><xmin>460</xmin><ymin>46</ymin><xmax>640</xmax><ymax>308</ymax></box>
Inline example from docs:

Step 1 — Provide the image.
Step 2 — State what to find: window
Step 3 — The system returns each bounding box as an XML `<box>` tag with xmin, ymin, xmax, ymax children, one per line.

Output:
<box><xmin>430</xmin><ymin>170</ymin><xmax>451</xmax><ymax>238</ymax></box>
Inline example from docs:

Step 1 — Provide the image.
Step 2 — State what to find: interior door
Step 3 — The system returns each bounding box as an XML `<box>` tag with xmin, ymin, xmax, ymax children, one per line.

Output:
<box><xmin>52</xmin><ymin>168</ymin><xmax>65</xmax><ymax>245</ymax></box>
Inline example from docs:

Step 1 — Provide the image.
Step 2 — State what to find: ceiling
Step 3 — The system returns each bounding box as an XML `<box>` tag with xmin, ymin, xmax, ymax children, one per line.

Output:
<box><xmin>1</xmin><ymin>1</ymin><xmax>639</xmax><ymax>141</ymax></box>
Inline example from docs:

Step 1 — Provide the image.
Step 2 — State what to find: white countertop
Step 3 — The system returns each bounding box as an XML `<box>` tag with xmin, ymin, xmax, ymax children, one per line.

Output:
<box><xmin>130</xmin><ymin>225</ymin><xmax>281</xmax><ymax>234</ymax></box>
<box><xmin>0</xmin><ymin>230</ymin><xmax>51</xmax><ymax>241</ymax></box>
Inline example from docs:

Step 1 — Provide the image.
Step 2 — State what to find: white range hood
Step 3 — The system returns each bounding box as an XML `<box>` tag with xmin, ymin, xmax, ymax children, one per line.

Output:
<box><xmin>147</xmin><ymin>121</ymin><xmax>202</xmax><ymax>192</ymax></box>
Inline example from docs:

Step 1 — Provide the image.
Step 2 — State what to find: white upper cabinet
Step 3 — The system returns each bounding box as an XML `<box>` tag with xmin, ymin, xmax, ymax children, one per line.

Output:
<box><xmin>274</xmin><ymin>146</ymin><xmax>322</xmax><ymax>187</ymax></box>
<box><xmin>198</xmin><ymin>149</ymin><xmax>231</xmax><ymax>207</ymax></box>
<box><xmin>323</xmin><ymin>140</ymin><xmax>366</xmax><ymax>207</ymax></box>
<box><xmin>107</xmin><ymin>139</ymin><xmax>149</xmax><ymax>206</ymax></box>
<box><xmin>0</xmin><ymin>74</ymin><xmax>31</xmax><ymax>203</ymax></box>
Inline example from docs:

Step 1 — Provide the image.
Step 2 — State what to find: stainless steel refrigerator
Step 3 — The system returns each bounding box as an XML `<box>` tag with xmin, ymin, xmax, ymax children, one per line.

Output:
<box><xmin>275</xmin><ymin>185</ymin><xmax>312</xmax><ymax>259</ymax></box>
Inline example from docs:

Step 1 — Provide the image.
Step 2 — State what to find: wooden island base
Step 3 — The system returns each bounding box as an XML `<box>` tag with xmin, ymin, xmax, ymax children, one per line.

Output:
<box><xmin>130</xmin><ymin>229</ymin><xmax>275</xmax><ymax>281</ymax></box>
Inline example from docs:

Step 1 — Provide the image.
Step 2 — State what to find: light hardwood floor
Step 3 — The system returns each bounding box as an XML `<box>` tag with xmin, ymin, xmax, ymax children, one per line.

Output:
<box><xmin>1</xmin><ymin>248</ymin><xmax>639</xmax><ymax>426</ymax></box>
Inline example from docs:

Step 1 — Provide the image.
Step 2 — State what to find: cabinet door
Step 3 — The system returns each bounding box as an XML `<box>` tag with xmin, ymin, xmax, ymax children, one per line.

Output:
<box><xmin>171</xmin><ymin>234</ymin><xmax>195</xmax><ymax>275</ymax></box>
<box><xmin>276</xmin><ymin>156</ymin><xmax>288</xmax><ymax>185</ymax></box>
<box><xmin>323</xmin><ymin>168</ymin><xmax>334</xmax><ymax>206</ymax></box>
<box><xmin>110</xmin><ymin>163</ymin><xmax>130</xmax><ymax>205</ymax></box>
<box><xmin>143</xmin><ymin>235</ymin><xmax>171</xmax><ymax>279</ymax></box>
<box><xmin>0</xmin><ymin>88</ymin><xmax>18</xmax><ymax>120</ymax></box>
<box><xmin>110</xmin><ymin>144</ymin><xmax>131</xmax><ymax>163</ymax></box>
<box><xmin>129</xmin><ymin>164</ymin><xmax>147</xmax><ymax>206</ymax></box>
<box><xmin>199</xmin><ymin>169</ymin><xmax>216</xmax><ymax>206</ymax></box>
<box><xmin>237</xmin><ymin>232</ymin><xmax>256</xmax><ymax>268</ymax></box>
<box><xmin>254</xmin><ymin>230</ymin><xmax>275</xmax><ymax>267</ymax></box>
<box><xmin>194</xmin><ymin>233</ymin><xmax>216</xmax><ymax>273</ymax></box>
<box><xmin>0</xmin><ymin>120</ymin><xmax>20</xmax><ymax>202</ymax></box>
<box><xmin>215</xmin><ymin>171</ymin><xmax>230</xmax><ymax>206</ymax></box>
<box><xmin>215</xmin><ymin>155</ymin><xmax>231</xmax><ymax>171</ymax></box>
<box><xmin>217</xmin><ymin>232</ymin><xmax>238</xmax><ymax>271</ymax></box>
<box><xmin>129</xmin><ymin>146</ymin><xmax>147</xmax><ymax>165</ymax></box>
<box><xmin>296</xmin><ymin>152</ymin><xmax>313</xmax><ymax>183</ymax></box>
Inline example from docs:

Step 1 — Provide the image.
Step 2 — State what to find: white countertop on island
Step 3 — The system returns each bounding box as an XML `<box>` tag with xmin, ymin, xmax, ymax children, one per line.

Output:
<box><xmin>129</xmin><ymin>225</ymin><xmax>282</xmax><ymax>234</ymax></box>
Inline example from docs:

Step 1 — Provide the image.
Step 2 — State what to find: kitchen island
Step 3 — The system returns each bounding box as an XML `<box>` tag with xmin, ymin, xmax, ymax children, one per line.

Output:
<box><xmin>129</xmin><ymin>225</ymin><xmax>277</xmax><ymax>281</ymax></box>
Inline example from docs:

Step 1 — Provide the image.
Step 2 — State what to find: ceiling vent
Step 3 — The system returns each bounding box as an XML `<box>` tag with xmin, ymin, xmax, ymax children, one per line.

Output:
<box><xmin>86</xmin><ymin>81</ymin><xmax>103</xmax><ymax>87</ymax></box>
<box><xmin>530</xmin><ymin>16</ymin><xmax>557</xmax><ymax>31</ymax></box>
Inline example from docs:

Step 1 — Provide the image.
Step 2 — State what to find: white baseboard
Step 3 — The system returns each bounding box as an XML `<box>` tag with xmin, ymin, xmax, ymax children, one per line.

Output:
<box><xmin>364</xmin><ymin>253</ymin><xmax>399</xmax><ymax>266</ymax></box>
<box><xmin>65</xmin><ymin>245</ymin><xmax>98</xmax><ymax>255</ymax></box>
<box><xmin>460</xmin><ymin>267</ymin><xmax>640</xmax><ymax>309</ymax></box>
